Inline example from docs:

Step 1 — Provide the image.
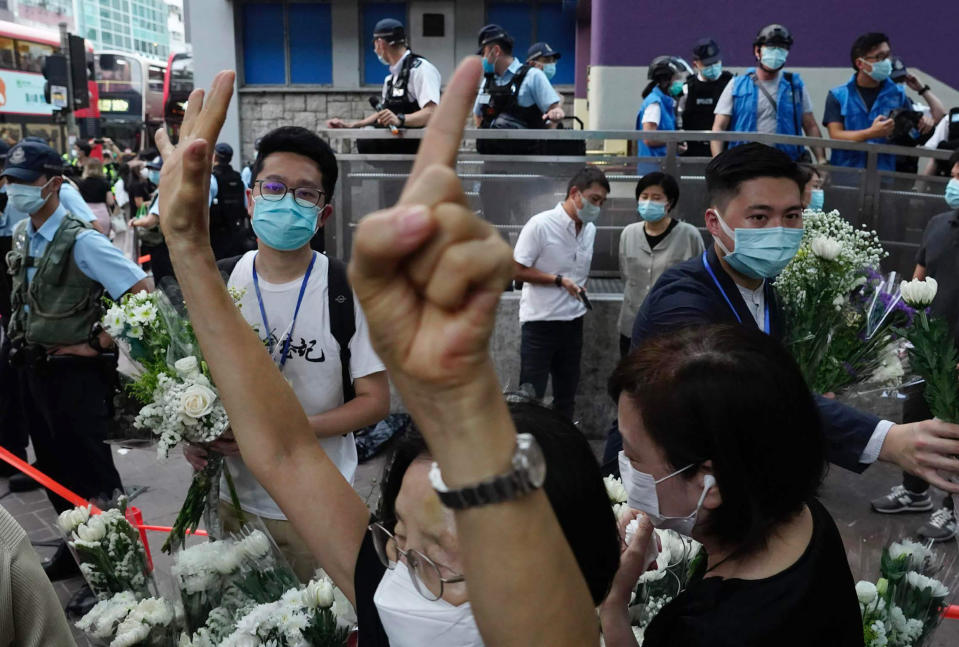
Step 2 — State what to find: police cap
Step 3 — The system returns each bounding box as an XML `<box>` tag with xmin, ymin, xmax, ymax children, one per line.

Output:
<box><xmin>890</xmin><ymin>56</ymin><xmax>907</xmax><ymax>82</ymax></box>
<box><xmin>477</xmin><ymin>24</ymin><xmax>513</xmax><ymax>54</ymax></box>
<box><xmin>526</xmin><ymin>41</ymin><xmax>561</xmax><ymax>62</ymax></box>
<box><xmin>373</xmin><ymin>18</ymin><xmax>406</xmax><ymax>44</ymax></box>
<box><xmin>692</xmin><ymin>38</ymin><xmax>721</xmax><ymax>65</ymax></box>
<box><xmin>214</xmin><ymin>142</ymin><xmax>234</xmax><ymax>162</ymax></box>
<box><xmin>1</xmin><ymin>140</ymin><xmax>63</xmax><ymax>182</ymax></box>
<box><xmin>754</xmin><ymin>24</ymin><xmax>793</xmax><ymax>49</ymax></box>
<box><xmin>146</xmin><ymin>156</ymin><xmax>163</xmax><ymax>170</ymax></box>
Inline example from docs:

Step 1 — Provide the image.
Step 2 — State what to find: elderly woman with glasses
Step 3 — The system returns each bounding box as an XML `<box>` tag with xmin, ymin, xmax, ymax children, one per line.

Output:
<box><xmin>154</xmin><ymin>59</ymin><xmax>621</xmax><ymax>647</ymax></box>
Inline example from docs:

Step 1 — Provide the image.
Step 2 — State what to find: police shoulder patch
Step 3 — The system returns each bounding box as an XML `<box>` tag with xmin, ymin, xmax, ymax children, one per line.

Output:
<box><xmin>411</xmin><ymin>57</ymin><xmax>423</xmax><ymax>69</ymax></box>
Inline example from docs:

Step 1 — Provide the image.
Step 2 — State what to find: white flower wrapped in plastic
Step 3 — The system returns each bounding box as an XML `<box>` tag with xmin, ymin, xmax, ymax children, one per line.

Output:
<box><xmin>58</xmin><ymin>505</ymin><xmax>91</xmax><ymax>534</ymax></box>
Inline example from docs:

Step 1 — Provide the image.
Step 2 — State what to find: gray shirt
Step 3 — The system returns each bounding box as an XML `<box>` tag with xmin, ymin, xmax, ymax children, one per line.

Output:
<box><xmin>618</xmin><ymin>219</ymin><xmax>705</xmax><ymax>336</ymax></box>
<box><xmin>916</xmin><ymin>209</ymin><xmax>959</xmax><ymax>344</ymax></box>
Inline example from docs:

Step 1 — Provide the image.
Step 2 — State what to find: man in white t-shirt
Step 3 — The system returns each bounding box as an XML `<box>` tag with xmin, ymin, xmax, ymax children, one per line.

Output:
<box><xmin>185</xmin><ymin>126</ymin><xmax>389</xmax><ymax>581</ymax></box>
<box><xmin>512</xmin><ymin>166</ymin><xmax>609</xmax><ymax>420</ymax></box>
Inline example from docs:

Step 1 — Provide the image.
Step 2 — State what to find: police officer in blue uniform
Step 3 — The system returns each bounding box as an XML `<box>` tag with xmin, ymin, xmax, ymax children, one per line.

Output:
<box><xmin>824</xmin><ymin>33</ymin><xmax>920</xmax><ymax>171</ymax></box>
<box><xmin>3</xmin><ymin>141</ymin><xmax>150</xmax><ymax>590</ymax></box>
<box><xmin>711</xmin><ymin>24</ymin><xmax>826</xmax><ymax>163</ymax></box>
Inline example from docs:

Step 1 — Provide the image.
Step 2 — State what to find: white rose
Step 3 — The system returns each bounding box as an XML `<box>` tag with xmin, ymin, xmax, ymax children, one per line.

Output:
<box><xmin>810</xmin><ymin>236</ymin><xmax>842</xmax><ymax>261</ymax></box>
<box><xmin>237</xmin><ymin>530</ymin><xmax>272</xmax><ymax>562</ymax></box>
<box><xmin>900</xmin><ymin>277</ymin><xmax>938</xmax><ymax>308</ymax></box>
<box><xmin>603</xmin><ymin>476</ymin><xmax>628</xmax><ymax>505</ymax></box>
<box><xmin>303</xmin><ymin>578</ymin><xmax>335</xmax><ymax>609</ymax></box>
<box><xmin>58</xmin><ymin>506</ymin><xmax>90</xmax><ymax>534</ymax></box>
<box><xmin>76</xmin><ymin>516</ymin><xmax>106</xmax><ymax>542</ymax></box>
<box><xmin>855</xmin><ymin>580</ymin><xmax>878</xmax><ymax>605</ymax></box>
<box><xmin>180</xmin><ymin>383</ymin><xmax>217</xmax><ymax>419</ymax></box>
<box><xmin>174</xmin><ymin>356</ymin><xmax>202</xmax><ymax>379</ymax></box>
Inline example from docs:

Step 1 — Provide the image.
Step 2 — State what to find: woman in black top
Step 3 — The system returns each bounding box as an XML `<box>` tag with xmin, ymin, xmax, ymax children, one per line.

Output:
<box><xmin>601</xmin><ymin>325</ymin><xmax>863</xmax><ymax>646</ymax></box>
<box><xmin>77</xmin><ymin>158</ymin><xmax>114</xmax><ymax>233</ymax></box>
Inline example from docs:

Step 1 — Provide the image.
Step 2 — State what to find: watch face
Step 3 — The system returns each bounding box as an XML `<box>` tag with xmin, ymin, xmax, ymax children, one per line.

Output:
<box><xmin>515</xmin><ymin>433</ymin><xmax>547</xmax><ymax>487</ymax></box>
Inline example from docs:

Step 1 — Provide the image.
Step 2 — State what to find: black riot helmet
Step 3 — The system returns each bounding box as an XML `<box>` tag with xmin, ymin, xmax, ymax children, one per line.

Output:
<box><xmin>647</xmin><ymin>56</ymin><xmax>685</xmax><ymax>82</ymax></box>
<box><xmin>754</xmin><ymin>24</ymin><xmax>793</xmax><ymax>49</ymax></box>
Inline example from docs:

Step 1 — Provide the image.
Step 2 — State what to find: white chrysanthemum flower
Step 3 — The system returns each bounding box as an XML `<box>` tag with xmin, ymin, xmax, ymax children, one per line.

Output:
<box><xmin>811</xmin><ymin>236</ymin><xmax>842</xmax><ymax>261</ymax></box>
<box><xmin>76</xmin><ymin>515</ymin><xmax>107</xmax><ymax>542</ymax></box>
<box><xmin>58</xmin><ymin>506</ymin><xmax>91</xmax><ymax>534</ymax></box>
<box><xmin>900</xmin><ymin>277</ymin><xmax>938</xmax><ymax>308</ymax></box>
<box><xmin>236</xmin><ymin>530</ymin><xmax>272</xmax><ymax>562</ymax></box>
<box><xmin>604</xmin><ymin>476</ymin><xmax>628</xmax><ymax>505</ymax></box>
<box><xmin>855</xmin><ymin>580</ymin><xmax>878</xmax><ymax>605</ymax></box>
<box><xmin>102</xmin><ymin>304</ymin><xmax>127</xmax><ymax>337</ymax></box>
<box><xmin>905</xmin><ymin>570</ymin><xmax>949</xmax><ymax>598</ymax></box>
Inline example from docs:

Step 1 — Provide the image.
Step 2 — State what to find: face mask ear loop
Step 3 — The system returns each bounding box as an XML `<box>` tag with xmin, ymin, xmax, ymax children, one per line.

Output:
<box><xmin>711</xmin><ymin>209</ymin><xmax>735</xmax><ymax>255</ymax></box>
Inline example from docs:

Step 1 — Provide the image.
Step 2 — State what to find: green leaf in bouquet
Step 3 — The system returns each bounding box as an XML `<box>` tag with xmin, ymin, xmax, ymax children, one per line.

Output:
<box><xmin>163</xmin><ymin>454</ymin><xmax>226</xmax><ymax>554</ymax></box>
<box><xmin>880</xmin><ymin>549</ymin><xmax>910</xmax><ymax>584</ymax></box>
<box><xmin>301</xmin><ymin>607</ymin><xmax>351</xmax><ymax>647</ymax></box>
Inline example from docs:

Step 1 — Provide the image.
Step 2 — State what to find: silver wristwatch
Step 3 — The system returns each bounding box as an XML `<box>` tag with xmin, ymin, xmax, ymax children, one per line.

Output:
<box><xmin>428</xmin><ymin>434</ymin><xmax>547</xmax><ymax>510</ymax></box>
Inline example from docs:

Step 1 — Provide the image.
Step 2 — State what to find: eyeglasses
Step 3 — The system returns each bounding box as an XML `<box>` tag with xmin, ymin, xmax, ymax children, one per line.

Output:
<box><xmin>369</xmin><ymin>522</ymin><xmax>465</xmax><ymax>601</ymax></box>
<box><xmin>254</xmin><ymin>179</ymin><xmax>325</xmax><ymax>208</ymax></box>
<box><xmin>861</xmin><ymin>53</ymin><xmax>891</xmax><ymax>63</ymax></box>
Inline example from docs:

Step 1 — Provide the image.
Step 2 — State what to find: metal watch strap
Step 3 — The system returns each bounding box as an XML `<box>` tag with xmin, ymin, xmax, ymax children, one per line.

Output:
<box><xmin>436</xmin><ymin>471</ymin><xmax>534</xmax><ymax>510</ymax></box>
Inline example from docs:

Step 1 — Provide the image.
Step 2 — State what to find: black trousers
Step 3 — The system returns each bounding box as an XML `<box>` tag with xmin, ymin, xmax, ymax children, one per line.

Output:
<box><xmin>0</xmin><ymin>235</ymin><xmax>12</xmax><ymax>324</ymax></box>
<box><xmin>16</xmin><ymin>353</ymin><xmax>123</xmax><ymax>513</ymax></box>
<box><xmin>520</xmin><ymin>317</ymin><xmax>584</xmax><ymax>420</ymax></box>
<box><xmin>900</xmin><ymin>386</ymin><xmax>953</xmax><ymax>510</ymax></box>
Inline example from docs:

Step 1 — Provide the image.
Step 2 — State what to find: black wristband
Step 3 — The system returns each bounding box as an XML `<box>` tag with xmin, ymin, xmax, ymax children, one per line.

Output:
<box><xmin>554</xmin><ymin>274</ymin><xmax>563</xmax><ymax>287</ymax></box>
<box><xmin>397</xmin><ymin>113</ymin><xmax>406</xmax><ymax>127</ymax></box>
<box><xmin>919</xmin><ymin>85</ymin><xmax>931</xmax><ymax>95</ymax></box>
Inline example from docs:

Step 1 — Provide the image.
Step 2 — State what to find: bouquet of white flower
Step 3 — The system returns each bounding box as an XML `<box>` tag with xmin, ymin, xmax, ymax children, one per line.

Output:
<box><xmin>604</xmin><ymin>475</ymin><xmax>630</xmax><ymax>523</ymax></box>
<box><xmin>858</xmin><ymin>538</ymin><xmax>955</xmax><ymax>647</ymax></box>
<box><xmin>775</xmin><ymin>209</ymin><xmax>898</xmax><ymax>394</ymax></box>
<box><xmin>102</xmin><ymin>289</ymin><xmax>247</xmax><ymax>553</ymax></box>
<box><xmin>76</xmin><ymin>591</ymin><xmax>177</xmax><ymax>647</ymax></box>
<box><xmin>58</xmin><ymin>499</ymin><xmax>154</xmax><ymax>601</ymax></box>
<box><xmin>216</xmin><ymin>576</ymin><xmax>352</xmax><ymax>647</ymax></box>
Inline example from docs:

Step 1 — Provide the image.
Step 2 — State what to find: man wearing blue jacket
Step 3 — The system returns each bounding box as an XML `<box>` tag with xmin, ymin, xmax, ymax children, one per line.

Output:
<box><xmin>612</xmin><ymin>143</ymin><xmax>959</xmax><ymax>494</ymax></box>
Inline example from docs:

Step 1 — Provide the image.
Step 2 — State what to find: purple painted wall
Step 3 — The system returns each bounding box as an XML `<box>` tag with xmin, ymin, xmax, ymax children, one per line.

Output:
<box><xmin>575</xmin><ymin>13</ymin><xmax>591</xmax><ymax>97</ymax></box>
<box><xmin>589</xmin><ymin>0</ymin><xmax>959</xmax><ymax>89</ymax></box>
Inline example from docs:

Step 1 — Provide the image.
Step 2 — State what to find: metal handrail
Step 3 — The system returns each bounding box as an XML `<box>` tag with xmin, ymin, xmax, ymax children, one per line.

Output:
<box><xmin>319</xmin><ymin>127</ymin><xmax>956</xmax><ymax>160</ymax></box>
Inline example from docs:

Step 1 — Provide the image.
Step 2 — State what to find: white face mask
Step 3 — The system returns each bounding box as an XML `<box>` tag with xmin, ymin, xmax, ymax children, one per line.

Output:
<box><xmin>618</xmin><ymin>451</ymin><xmax>715</xmax><ymax>537</ymax></box>
<box><xmin>374</xmin><ymin>561</ymin><xmax>484</xmax><ymax>647</ymax></box>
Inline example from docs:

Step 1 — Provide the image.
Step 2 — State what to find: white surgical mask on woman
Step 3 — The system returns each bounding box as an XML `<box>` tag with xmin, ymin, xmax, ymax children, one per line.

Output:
<box><xmin>374</xmin><ymin>561</ymin><xmax>484</xmax><ymax>647</ymax></box>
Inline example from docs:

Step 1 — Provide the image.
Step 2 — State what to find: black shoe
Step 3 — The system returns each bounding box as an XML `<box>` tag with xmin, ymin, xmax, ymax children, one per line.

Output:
<box><xmin>8</xmin><ymin>472</ymin><xmax>40</xmax><ymax>492</ymax></box>
<box><xmin>65</xmin><ymin>584</ymin><xmax>97</xmax><ymax>619</ymax></box>
<box><xmin>0</xmin><ymin>456</ymin><xmax>26</xmax><ymax>478</ymax></box>
<box><xmin>42</xmin><ymin>542</ymin><xmax>80</xmax><ymax>581</ymax></box>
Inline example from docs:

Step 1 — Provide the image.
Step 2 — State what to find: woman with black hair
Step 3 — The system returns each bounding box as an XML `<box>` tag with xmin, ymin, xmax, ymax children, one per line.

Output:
<box><xmin>636</xmin><ymin>56</ymin><xmax>687</xmax><ymax>174</ymax></box>
<box><xmin>618</xmin><ymin>172</ymin><xmax>704</xmax><ymax>357</ymax></box>
<box><xmin>601</xmin><ymin>324</ymin><xmax>862</xmax><ymax>646</ymax></box>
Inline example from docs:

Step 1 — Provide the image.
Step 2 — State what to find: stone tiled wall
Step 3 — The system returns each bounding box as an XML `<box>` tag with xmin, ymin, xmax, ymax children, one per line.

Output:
<box><xmin>237</xmin><ymin>90</ymin><xmax>576</xmax><ymax>163</ymax></box>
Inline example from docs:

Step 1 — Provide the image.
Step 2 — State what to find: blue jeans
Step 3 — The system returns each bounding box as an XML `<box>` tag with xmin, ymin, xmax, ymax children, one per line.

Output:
<box><xmin>519</xmin><ymin>317</ymin><xmax>584</xmax><ymax>420</ymax></box>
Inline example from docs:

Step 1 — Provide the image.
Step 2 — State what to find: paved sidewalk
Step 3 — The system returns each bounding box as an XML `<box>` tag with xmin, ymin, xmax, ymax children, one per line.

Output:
<box><xmin>1</xmin><ymin>441</ymin><xmax>956</xmax><ymax>645</ymax></box>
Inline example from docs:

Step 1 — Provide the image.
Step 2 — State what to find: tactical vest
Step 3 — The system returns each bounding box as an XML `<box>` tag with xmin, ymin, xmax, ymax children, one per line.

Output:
<box><xmin>6</xmin><ymin>213</ymin><xmax>104</xmax><ymax>347</ymax></box>
<box><xmin>382</xmin><ymin>52</ymin><xmax>424</xmax><ymax>116</ymax></box>
<box><xmin>636</xmin><ymin>87</ymin><xmax>677</xmax><ymax>159</ymax></box>
<box><xmin>682</xmin><ymin>71</ymin><xmax>733</xmax><ymax>156</ymax></box>
<box><xmin>211</xmin><ymin>164</ymin><xmax>247</xmax><ymax>230</ymax></box>
<box><xmin>728</xmin><ymin>68</ymin><xmax>806</xmax><ymax>161</ymax></box>
<box><xmin>827</xmin><ymin>75</ymin><xmax>909</xmax><ymax>171</ymax></box>
<box><xmin>476</xmin><ymin>64</ymin><xmax>545</xmax><ymax>155</ymax></box>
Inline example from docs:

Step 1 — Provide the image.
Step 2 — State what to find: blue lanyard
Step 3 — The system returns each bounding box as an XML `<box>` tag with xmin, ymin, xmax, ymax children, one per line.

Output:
<box><xmin>252</xmin><ymin>251</ymin><xmax>317</xmax><ymax>369</ymax></box>
<box><xmin>701</xmin><ymin>251</ymin><xmax>770</xmax><ymax>334</ymax></box>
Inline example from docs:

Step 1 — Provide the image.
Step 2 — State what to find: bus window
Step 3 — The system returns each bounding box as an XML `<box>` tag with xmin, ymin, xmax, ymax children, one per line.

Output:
<box><xmin>15</xmin><ymin>40</ymin><xmax>54</xmax><ymax>73</ymax></box>
<box><xmin>96</xmin><ymin>53</ymin><xmax>141</xmax><ymax>93</ymax></box>
<box><xmin>0</xmin><ymin>37</ymin><xmax>15</xmax><ymax>69</ymax></box>
<box><xmin>148</xmin><ymin>65</ymin><xmax>164</xmax><ymax>92</ymax></box>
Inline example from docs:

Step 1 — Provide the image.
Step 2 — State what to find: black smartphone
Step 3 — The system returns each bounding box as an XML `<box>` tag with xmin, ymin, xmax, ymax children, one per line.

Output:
<box><xmin>579</xmin><ymin>289</ymin><xmax>593</xmax><ymax>311</ymax></box>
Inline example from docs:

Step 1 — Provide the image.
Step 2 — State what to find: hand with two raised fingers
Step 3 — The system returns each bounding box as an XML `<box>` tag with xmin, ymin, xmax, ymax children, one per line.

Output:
<box><xmin>349</xmin><ymin>58</ymin><xmax>514</xmax><ymax>403</ymax></box>
<box><xmin>154</xmin><ymin>70</ymin><xmax>235</xmax><ymax>254</ymax></box>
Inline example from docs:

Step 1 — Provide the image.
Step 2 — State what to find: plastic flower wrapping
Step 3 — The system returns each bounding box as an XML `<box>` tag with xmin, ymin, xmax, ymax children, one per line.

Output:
<box><xmin>857</xmin><ymin>538</ymin><xmax>957</xmax><ymax>647</ymax></box>
<box><xmin>102</xmin><ymin>288</ymin><xmax>248</xmax><ymax>553</ymax></box>
<box><xmin>775</xmin><ymin>209</ymin><xmax>907</xmax><ymax>394</ymax></box>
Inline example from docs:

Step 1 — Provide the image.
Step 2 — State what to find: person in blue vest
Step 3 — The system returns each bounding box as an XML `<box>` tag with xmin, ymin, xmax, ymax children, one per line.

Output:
<box><xmin>823</xmin><ymin>33</ymin><xmax>918</xmax><ymax>171</ymax></box>
<box><xmin>711</xmin><ymin>24</ymin><xmax>825</xmax><ymax>164</ymax></box>
<box><xmin>636</xmin><ymin>56</ymin><xmax>687</xmax><ymax>175</ymax></box>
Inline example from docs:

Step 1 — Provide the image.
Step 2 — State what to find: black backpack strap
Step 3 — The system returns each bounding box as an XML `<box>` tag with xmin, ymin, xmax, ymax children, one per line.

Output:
<box><xmin>216</xmin><ymin>255</ymin><xmax>244</xmax><ymax>284</ymax></box>
<box><xmin>327</xmin><ymin>256</ymin><xmax>356</xmax><ymax>403</ymax></box>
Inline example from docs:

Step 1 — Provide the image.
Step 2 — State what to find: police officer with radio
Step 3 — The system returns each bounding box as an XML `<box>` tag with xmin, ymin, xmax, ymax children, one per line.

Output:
<box><xmin>326</xmin><ymin>18</ymin><xmax>441</xmax><ymax>154</ymax></box>
<box><xmin>711</xmin><ymin>24</ymin><xmax>826</xmax><ymax>163</ymax></box>
<box><xmin>209</xmin><ymin>142</ymin><xmax>253</xmax><ymax>259</ymax></box>
<box><xmin>3</xmin><ymin>140</ymin><xmax>150</xmax><ymax>587</ymax></box>
<box><xmin>682</xmin><ymin>38</ymin><xmax>733</xmax><ymax>157</ymax></box>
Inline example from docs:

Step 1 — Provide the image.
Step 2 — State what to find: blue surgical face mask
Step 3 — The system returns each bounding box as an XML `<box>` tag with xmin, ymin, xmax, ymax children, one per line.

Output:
<box><xmin>7</xmin><ymin>180</ymin><xmax>54</xmax><ymax>215</ymax></box>
<box><xmin>668</xmin><ymin>80</ymin><xmax>685</xmax><ymax>97</ymax></box>
<box><xmin>148</xmin><ymin>170</ymin><xmax>161</xmax><ymax>186</ymax></box>
<box><xmin>576</xmin><ymin>194</ymin><xmax>601</xmax><ymax>224</ymax></box>
<box><xmin>542</xmin><ymin>62</ymin><xmax>557</xmax><ymax>80</ymax></box>
<box><xmin>864</xmin><ymin>58</ymin><xmax>892</xmax><ymax>82</ymax></box>
<box><xmin>701</xmin><ymin>62</ymin><xmax>723</xmax><ymax>81</ymax></box>
<box><xmin>637</xmin><ymin>200</ymin><xmax>667</xmax><ymax>223</ymax></box>
<box><xmin>713</xmin><ymin>210</ymin><xmax>803</xmax><ymax>279</ymax></box>
<box><xmin>760</xmin><ymin>46</ymin><xmax>788</xmax><ymax>71</ymax></box>
<box><xmin>252</xmin><ymin>194</ymin><xmax>320</xmax><ymax>251</ymax></box>
<box><xmin>945</xmin><ymin>178</ymin><xmax>959</xmax><ymax>209</ymax></box>
<box><xmin>807</xmin><ymin>188</ymin><xmax>824</xmax><ymax>212</ymax></box>
<box><xmin>482</xmin><ymin>55</ymin><xmax>496</xmax><ymax>75</ymax></box>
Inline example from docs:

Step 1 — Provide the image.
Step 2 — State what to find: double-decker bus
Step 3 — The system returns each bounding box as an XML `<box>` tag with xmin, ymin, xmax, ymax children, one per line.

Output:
<box><xmin>0</xmin><ymin>20</ymin><xmax>99</xmax><ymax>152</ymax></box>
<box><xmin>95</xmin><ymin>51</ymin><xmax>165</xmax><ymax>151</ymax></box>
<box><xmin>163</xmin><ymin>49</ymin><xmax>192</xmax><ymax>141</ymax></box>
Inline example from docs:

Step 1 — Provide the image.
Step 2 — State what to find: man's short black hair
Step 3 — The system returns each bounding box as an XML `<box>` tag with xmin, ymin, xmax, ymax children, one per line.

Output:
<box><xmin>75</xmin><ymin>141</ymin><xmax>92</xmax><ymax>156</ymax></box>
<box><xmin>251</xmin><ymin>126</ymin><xmax>338</xmax><ymax>198</ymax></box>
<box><xmin>705</xmin><ymin>143</ymin><xmax>804</xmax><ymax>208</ymax></box>
<box><xmin>565</xmin><ymin>165</ymin><xmax>610</xmax><ymax>198</ymax></box>
<box><xmin>850</xmin><ymin>32</ymin><xmax>890</xmax><ymax>72</ymax></box>
<box><xmin>635</xmin><ymin>172</ymin><xmax>680</xmax><ymax>211</ymax></box>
